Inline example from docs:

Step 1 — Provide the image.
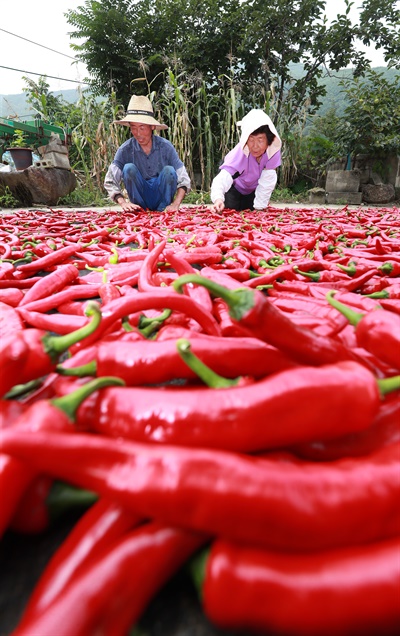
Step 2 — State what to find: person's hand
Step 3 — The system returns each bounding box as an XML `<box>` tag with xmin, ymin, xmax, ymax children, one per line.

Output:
<box><xmin>117</xmin><ymin>198</ymin><xmax>142</xmax><ymax>212</ymax></box>
<box><xmin>164</xmin><ymin>202</ymin><xmax>180</xmax><ymax>212</ymax></box>
<box><xmin>210</xmin><ymin>199</ymin><xmax>224</xmax><ymax>213</ymax></box>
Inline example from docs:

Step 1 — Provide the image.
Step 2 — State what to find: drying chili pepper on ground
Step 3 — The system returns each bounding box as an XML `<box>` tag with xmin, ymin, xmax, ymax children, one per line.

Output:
<box><xmin>326</xmin><ymin>291</ymin><xmax>400</xmax><ymax>370</ymax></box>
<box><xmin>57</xmin><ymin>335</ymin><xmax>296</xmax><ymax>385</ymax></box>
<box><xmin>0</xmin><ymin>302</ymin><xmax>103</xmax><ymax>396</ymax></box>
<box><xmin>74</xmin><ymin>359</ymin><xmax>400</xmax><ymax>451</ymax></box>
<box><xmin>200</xmin><ymin>536</ymin><xmax>400</xmax><ymax>636</ymax></box>
<box><xmin>172</xmin><ymin>274</ymin><xmax>362</xmax><ymax>366</ymax></box>
<box><xmin>2</xmin><ymin>429</ymin><xmax>399</xmax><ymax>552</ymax></box>
<box><xmin>11</xmin><ymin>521</ymin><xmax>205</xmax><ymax>636</ymax></box>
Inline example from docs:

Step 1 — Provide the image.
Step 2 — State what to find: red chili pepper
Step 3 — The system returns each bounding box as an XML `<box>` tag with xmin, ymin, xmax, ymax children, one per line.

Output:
<box><xmin>10</xmin><ymin>477</ymin><xmax>97</xmax><ymax>534</ymax></box>
<box><xmin>19</xmin><ymin>499</ymin><xmax>140</xmax><ymax>625</ymax></box>
<box><xmin>57</xmin><ymin>335</ymin><xmax>296</xmax><ymax>385</ymax></box>
<box><xmin>0</xmin><ymin>287</ymin><xmax>24</xmax><ymax>307</ymax></box>
<box><xmin>172</xmin><ymin>274</ymin><xmax>360</xmax><ymax>366</ymax></box>
<box><xmin>0</xmin><ymin>302</ymin><xmax>103</xmax><ymax>395</ymax></box>
<box><xmin>365</xmin><ymin>283</ymin><xmax>400</xmax><ymax>299</ymax></box>
<box><xmin>98</xmin><ymin>282</ymin><xmax>121</xmax><ymax>305</ymax></box>
<box><xmin>13</xmin><ymin>521</ymin><xmax>205</xmax><ymax>636</ymax></box>
<box><xmin>1</xmin><ymin>429</ymin><xmax>398</xmax><ymax>551</ymax></box>
<box><xmin>327</xmin><ymin>291</ymin><xmax>400</xmax><ymax>371</ymax></box>
<box><xmin>16</xmin><ymin>307</ymin><xmax>88</xmax><ymax>334</ymax></box>
<box><xmin>0</xmin><ymin>300</ymin><xmax>25</xmax><ymax>338</ymax></box>
<box><xmin>15</xmin><ymin>243</ymin><xmax>84</xmax><ymax>273</ymax></box>
<box><xmin>201</xmin><ymin>536</ymin><xmax>400</xmax><ymax>636</ymax></box>
<box><xmin>75</xmin><ymin>359</ymin><xmax>399</xmax><ymax>451</ymax></box>
<box><xmin>165</xmin><ymin>250</ymin><xmax>213</xmax><ymax>311</ymax></box>
<box><xmin>0</xmin><ymin>276</ymin><xmax>42</xmax><ymax>289</ymax></box>
<box><xmin>70</xmin><ymin>290</ymin><xmax>221</xmax><ymax>353</ymax></box>
<box><xmin>18</xmin><ymin>264</ymin><xmax>79</xmax><ymax>307</ymax></box>
<box><xmin>20</xmin><ymin>284</ymin><xmax>100</xmax><ymax>313</ymax></box>
<box><xmin>292</xmin><ymin>394</ymin><xmax>400</xmax><ymax>461</ymax></box>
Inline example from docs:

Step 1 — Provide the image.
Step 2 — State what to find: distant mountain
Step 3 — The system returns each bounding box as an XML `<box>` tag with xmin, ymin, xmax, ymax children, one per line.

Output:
<box><xmin>1</xmin><ymin>66</ymin><xmax>397</xmax><ymax>121</ymax></box>
<box><xmin>0</xmin><ymin>89</ymin><xmax>81</xmax><ymax>120</ymax></box>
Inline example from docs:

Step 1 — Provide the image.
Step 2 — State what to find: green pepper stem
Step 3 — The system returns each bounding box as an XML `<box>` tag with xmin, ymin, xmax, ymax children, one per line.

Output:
<box><xmin>337</xmin><ymin>262</ymin><xmax>357</xmax><ymax>276</ymax></box>
<box><xmin>326</xmin><ymin>290</ymin><xmax>363</xmax><ymax>326</ymax></box>
<box><xmin>139</xmin><ymin>308</ymin><xmax>172</xmax><ymax>329</ymax></box>
<box><xmin>52</xmin><ymin>376</ymin><xmax>124</xmax><ymax>421</ymax></box>
<box><xmin>42</xmin><ymin>301</ymin><xmax>103</xmax><ymax>362</ymax></box>
<box><xmin>173</xmin><ymin>274</ymin><xmax>255</xmax><ymax>321</ymax></box>
<box><xmin>364</xmin><ymin>290</ymin><xmax>389</xmax><ymax>299</ymax></box>
<box><xmin>47</xmin><ymin>481</ymin><xmax>98</xmax><ymax>521</ymax></box>
<box><xmin>293</xmin><ymin>266</ymin><xmax>319</xmax><ymax>281</ymax></box>
<box><xmin>188</xmin><ymin>548</ymin><xmax>210</xmax><ymax>600</ymax></box>
<box><xmin>4</xmin><ymin>378</ymin><xmax>43</xmax><ymax>399</ymax></box>
<box><xmin>56</xmin><ymin>361</ymin><xmax>97</xmax><ymax>377</ymax></box>
<box><xmin>176</xmin><ymin>339</ymin><xmax>242</xmax><ymax>388</ymax></box>
<box><xmin>377</xmin><ymin>375</ymin><xmax>400</xmax><ymax>396</ymax></box>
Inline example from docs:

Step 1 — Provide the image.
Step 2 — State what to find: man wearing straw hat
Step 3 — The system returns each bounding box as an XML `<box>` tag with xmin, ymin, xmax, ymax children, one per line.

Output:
<box><xmin>104</xmin><ymin>95</ymin><xmax>191</xmax><ymax>212</ymax></box>
<box><xmin>210</xmin><ymin>109</ymin><xmax>281</xmax><ymax>212</ymax></box>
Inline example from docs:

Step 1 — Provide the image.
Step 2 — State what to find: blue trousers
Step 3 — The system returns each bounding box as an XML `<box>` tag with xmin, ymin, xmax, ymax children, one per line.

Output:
<box><xmin>122</xmin><ymin>164</ymin><xmax>178</xmax><ymax>211</ymax></box>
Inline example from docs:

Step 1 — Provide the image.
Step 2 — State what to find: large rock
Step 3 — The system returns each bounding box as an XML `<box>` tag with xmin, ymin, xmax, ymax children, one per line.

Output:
<box><xmin>0</xmin><ymin>166</ymin><xmax>77</xmax><ymax>206</ymax></box>
<box><xmin>361</xmin><ymin>183</ymin><xmax>395</xmax><ymax>204</ymax></box>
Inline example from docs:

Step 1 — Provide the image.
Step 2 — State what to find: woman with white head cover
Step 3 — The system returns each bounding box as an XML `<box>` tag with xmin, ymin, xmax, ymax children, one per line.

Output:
<box><xmin>210</xmin><ymin>109</ymin><xmax>282</xmax><ymax>211</ymax></box>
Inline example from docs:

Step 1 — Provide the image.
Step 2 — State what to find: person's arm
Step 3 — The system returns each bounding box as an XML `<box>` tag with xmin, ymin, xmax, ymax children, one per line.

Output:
<box><xmin>104</xmin><ymin>163</ymin><xmax>141</xmax><ymax>212</ymax></box>
<box><xmin>165</xmin><ymin>186</ymin><xmax>187</xmax><ymax>212</ymax></box>
<box><xmin>210</xmin><ymin>170</ymin><xmax>233</xmax><ymax>212</ymax></box>
<box><xmin>253</xmin><ymin>169</ymin><xmax>277</xmax><ymax>209</ymax></box>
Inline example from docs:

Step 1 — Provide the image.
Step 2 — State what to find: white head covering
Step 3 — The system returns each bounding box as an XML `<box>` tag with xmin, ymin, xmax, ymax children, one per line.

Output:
<box><xmin>113</xmin><ymin>95</ymin><xmax>168</xmax><ymax>130</ymax></box>
<box><xmin>237</xmin><ymin>109</ymin><xmax>281</xmax><ymax>158</ymax></box>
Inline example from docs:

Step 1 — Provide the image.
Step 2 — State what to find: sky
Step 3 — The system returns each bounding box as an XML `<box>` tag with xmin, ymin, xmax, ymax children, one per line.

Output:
<box><xmin>0</xmin><ymin>0</ymin><xmax>388</xmax><ymax>101</ymax></box>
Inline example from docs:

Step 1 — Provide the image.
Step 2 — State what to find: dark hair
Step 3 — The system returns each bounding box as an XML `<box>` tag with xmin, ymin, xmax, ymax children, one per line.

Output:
<box><xmin>249</xmin><ymin>124</ymin><xmax>276</xmax><ymax>146</ymax></box>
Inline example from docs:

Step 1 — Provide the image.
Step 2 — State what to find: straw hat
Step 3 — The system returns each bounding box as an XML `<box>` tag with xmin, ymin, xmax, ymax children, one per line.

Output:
<box><xmin>237</xmin><ymin>109</ymin><xmax>281</xmax><ymax>158</ymax></box>
<box><xmin>114</xmin><ymin>95</ymin><xmax>168</xmax><ymax>130</ymax></box>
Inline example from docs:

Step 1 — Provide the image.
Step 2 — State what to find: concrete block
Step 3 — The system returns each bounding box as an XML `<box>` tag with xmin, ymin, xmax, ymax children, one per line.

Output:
<box><xmin>308</xmin><ymin>189</ymin><xmax>326</xmax><ymax>204</ymax></box>
<box><xmin>40</xmin><ymin>151</ymin><xmax>71</xmax><ymax>170</ymax></box>
<box><xmin>325</xmin><ymin>170</ymin><xmax>360</xmax><ymax>193</ymax></box>
<box><xmin>326</xmin><ymin>192</ymin><xmax>363</xmax><ymax>204</ymax></box>
<box><xmin>34</xmin><ymin>160</ymin><xmax>54</xmax><ymax>168</ymax></box>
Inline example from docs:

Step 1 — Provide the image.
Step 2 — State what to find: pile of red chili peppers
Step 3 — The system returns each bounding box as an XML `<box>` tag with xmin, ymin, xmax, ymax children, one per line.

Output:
<box><xmin>1</xmin><ymin>203</ymin><xmax>400</xmax><ymax>636</ymax></box>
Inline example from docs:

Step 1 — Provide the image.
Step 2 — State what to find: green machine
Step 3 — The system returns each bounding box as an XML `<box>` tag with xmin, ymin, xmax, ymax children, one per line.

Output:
<box><xmin>0</xmin><ymin>116</ymin><xmax>71</xmax><ymax>153</ymax></box>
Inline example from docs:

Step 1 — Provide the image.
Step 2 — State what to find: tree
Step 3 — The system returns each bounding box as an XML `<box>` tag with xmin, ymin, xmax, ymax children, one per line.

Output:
<box><xmin>336</xmin><ymin>69</ymin><xmax>400</xmax><ymax>168</ymax></box>
<box><xmin>65</xmin><ymin>0</ymin><xmax>400</xmax><ymax>187</ymax></box>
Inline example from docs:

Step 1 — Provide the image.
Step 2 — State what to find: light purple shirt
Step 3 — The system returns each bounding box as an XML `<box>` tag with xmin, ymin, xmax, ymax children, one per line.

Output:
<box><xmin>219</xmin><ymin>144</ymin><xmax>281</xmax><ymax>195</ymax></box>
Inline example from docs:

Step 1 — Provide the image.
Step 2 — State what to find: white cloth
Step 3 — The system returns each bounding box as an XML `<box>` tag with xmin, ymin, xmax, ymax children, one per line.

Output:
<box><xmin>253</xmin><ymin>169</ymin><xmax>278</xmax><ymax>209</ymax></box>
<box><xmin>237</xmin><ymin>109</ymin><xmax>281</xmax><ymax>159</ymax></box>
<box><xmin>210</xmin><ymin>169</ymin><xmax>233</xmax><ymax>203</ymax></box>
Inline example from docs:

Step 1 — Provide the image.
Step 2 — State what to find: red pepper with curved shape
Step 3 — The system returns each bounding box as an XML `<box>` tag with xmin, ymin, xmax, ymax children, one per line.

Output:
<box><xmin>2</xmin><ymin>428</ymin><xmax>399</xmax><ymax>552</ymax></box>
<box><xmin>15</xmin><ymin>243</ymin><xmax>84</xmax><ymax>274</ymax></box>
<box><xmin>202</xmin><ymin>536</ymin><xmax>400</xmax><ymax>636</ymax></box>
<box><xmin>292</xmin><ymin>394</ymin><xmax>400</xmax><ymax>461</ymax></box>
<box><xmin>12</xmin><ymin>522</ymin><xmax>205</xmax><ymax>636</ymax></box>
<box><xmin>0</xmin><ymin>302</ymin><xmax>102</xmax><ymax>396</ymax></box>
<box><xmin>0</xmin><ymin>377</ymin><xmax>123</xmax><ymax>535</ymax></box>
<box><xmin>172</xmin><ymin>274</ymin><xmax>360</xmax><ymax>366</ymax></box>
<box><xmin>76</xmin><ymin>360</ymin><xmax>399</xmax><ymax>452</ymax></box>
<box><xmin>57</xmin><ymin>336</ymin><xmax>296</xmax><ymax>385</ymax></box>
<box><xmin>18</xmin><ymin>499</ymin><xmax>140</xmax><ymax>625</ymax></box>
<box><xmin>327</xmin><ymin>291</ymin><xmax>400</xmax><ymax>371</ymax></box>
<box><xmin>18</xmin><ymin>264</ymin><xmax>79</xmax><ymax>307</ymax></box>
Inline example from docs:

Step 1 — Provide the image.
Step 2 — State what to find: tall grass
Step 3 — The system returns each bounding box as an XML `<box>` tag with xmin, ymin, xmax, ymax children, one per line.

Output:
<box><xmin>63</xmin><ymin>64</ymin><xmax>308</xmax><ymax>194</ymax></box>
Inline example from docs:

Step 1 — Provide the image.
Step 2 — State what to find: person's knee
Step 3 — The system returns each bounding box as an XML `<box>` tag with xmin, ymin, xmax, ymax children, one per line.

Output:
<box><xmin>122</xmin><ymin>163</ymin><xmax>140</xmax><ymax>181</ymax></box>
<box><xmin>160</xmin><ymin>165</ymin><xmax>177</xmax><ymax>185</ymax></box>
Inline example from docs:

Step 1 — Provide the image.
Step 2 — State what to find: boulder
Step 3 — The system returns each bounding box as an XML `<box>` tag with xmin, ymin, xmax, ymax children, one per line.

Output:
<box><xmin>361</xmin><ymin>183</ymin><xmax>395</xmax><ymax>204</ymax></box>
<box><xmin>0</xmin><ymin>166</ymin><xmax>77</xmax><ymax>206</ymax></box>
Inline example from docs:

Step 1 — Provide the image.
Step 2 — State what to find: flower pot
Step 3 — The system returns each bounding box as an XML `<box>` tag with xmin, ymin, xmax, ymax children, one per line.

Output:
<box><xmin>6</xmin><ymin>148</ymin><xmax>33</xmax><ymax>171</ymax></box>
